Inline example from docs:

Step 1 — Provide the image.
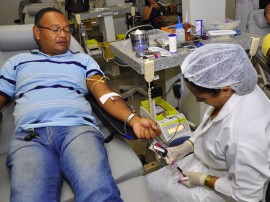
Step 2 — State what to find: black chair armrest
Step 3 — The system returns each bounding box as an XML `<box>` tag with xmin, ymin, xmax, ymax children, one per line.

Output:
<box><xmin>85</xmin><ymin>94</ymin><xmax>137</xmax><ymax>141</ymax></box>
<box><xmin>256</xmin><ymin>51</ymin><xmax>270</xmax><ymax>75</ymax></box>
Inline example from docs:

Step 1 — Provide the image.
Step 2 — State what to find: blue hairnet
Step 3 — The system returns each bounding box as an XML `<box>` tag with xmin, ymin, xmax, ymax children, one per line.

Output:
<box><xmin>181</xmin><ymin>43</ymin><xmax>258</xmax><ymax>95</ymax></box>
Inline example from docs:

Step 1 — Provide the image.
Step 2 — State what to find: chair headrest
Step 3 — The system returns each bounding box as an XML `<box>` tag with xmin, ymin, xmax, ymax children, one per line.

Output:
<box><xmin>27</xmin><ymin>3</ymin><xmax>53</xmax><ymax>16</ymax></box>
<box><xmin>253</xmin><ymin>9</ymin><xmax>269</xmax><ymax>28</ymax></box>
<box><xmin>0</xmin><ymin>24</ymin><xmax>38</xmax><ymax>51</ymax></box>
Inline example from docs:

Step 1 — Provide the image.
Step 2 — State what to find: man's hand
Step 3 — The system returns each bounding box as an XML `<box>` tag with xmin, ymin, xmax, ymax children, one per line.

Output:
<box><xmin>130</xmin><ymin>116</ymin><xmax>161</xmax><ymax>139</ymax></box>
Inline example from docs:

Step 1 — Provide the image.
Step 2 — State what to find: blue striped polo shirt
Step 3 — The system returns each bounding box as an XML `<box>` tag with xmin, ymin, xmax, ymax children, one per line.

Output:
<box><xmin>0</xmin><ymin>49</ymin><xmax>104</xmax><ymax>132</ymax></box>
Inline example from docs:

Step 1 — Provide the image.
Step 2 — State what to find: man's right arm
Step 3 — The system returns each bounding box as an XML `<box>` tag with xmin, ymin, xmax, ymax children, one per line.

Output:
<box><xmin>0</xmin><ymin>95</ymin><xmax>8</xmax><ymax>111</ymax></box>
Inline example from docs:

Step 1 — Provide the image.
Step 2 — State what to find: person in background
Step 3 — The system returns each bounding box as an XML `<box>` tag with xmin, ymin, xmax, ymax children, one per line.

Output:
<box><xmin>145</xmin><ymin>43</ymin><xmax>270</xmax><ymax>201</ymax></box>
<box><xmin>2</xmin><ymin>7</ymin><xmax>160</xmax><ymax>201</ymax></box>
<box><xmin>142</xmin><ymin>0</ymin><xmax>165</xmax><ymax>29</ymax></box>
<box><xmin>235</xmin><ymin>0</ymin><xmax>259</xmax><ymax>32</ymax></box>
<box><xmin>137</xmin><ymin>0</ymin><xmax>176</xmax><ymax>18</ymax></box>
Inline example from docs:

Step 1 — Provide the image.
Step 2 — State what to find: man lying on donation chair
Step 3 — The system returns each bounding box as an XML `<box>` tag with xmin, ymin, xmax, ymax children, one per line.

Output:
<box><xmin>0</xmin><ymin>7</ymin><xmax>160</xmax><ymax>202</ymax></box>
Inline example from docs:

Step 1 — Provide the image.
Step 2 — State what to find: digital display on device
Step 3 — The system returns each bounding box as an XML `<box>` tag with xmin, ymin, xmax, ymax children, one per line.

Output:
<box><xmin>168</xmin><ymin>124</ymin><xmax>184</xmax><ymax>134</ymax></box>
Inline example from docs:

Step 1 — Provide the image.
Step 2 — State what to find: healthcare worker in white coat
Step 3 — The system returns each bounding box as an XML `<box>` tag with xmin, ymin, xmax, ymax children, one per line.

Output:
<box><xmin>235</xmin><ymin>0</ymin><xmax>259</xmax><ymax>32</ymax></box>
<box><xmin>145</xmin><ymin>43</ymin><xmax>270</xmax><ymax>202</ymax></box>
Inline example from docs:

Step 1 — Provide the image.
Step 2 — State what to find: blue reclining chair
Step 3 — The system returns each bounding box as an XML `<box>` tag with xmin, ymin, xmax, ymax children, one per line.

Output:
<box><xmin>0</xmin><ymin>24</ymin><xmax>152</xmax><ymax>202</ymax></box>
<box><xmin>247</xmin><ymin>9</ymin><xmax>270</xmax><ymax>98</ymax></box>
<box><xmin>255</xmin><ymin>50</ymin><xmax>270</xmax><ymax>98</ymax></box>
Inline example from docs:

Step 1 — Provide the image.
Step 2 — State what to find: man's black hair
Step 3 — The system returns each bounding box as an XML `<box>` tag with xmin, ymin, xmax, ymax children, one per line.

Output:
<box><xmin>34</xmin><ymin>7</ymin><xmax>64</xmax><ymax>26</ymax></box>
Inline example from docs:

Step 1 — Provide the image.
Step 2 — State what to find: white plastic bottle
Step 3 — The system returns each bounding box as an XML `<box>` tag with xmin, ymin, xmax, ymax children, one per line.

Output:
<box><xmin>176</xmin><ymin>16</ymin><xmax>185</xmax><ymax>46</ymax></box>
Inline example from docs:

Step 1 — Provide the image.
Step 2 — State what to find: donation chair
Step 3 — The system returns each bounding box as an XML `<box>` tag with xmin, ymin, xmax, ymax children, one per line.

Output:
<box><xmin>0</xmin><ymin>24</ymin><xmax>152</xmax><ymax>202</ymax></box>
<box><xmin>18</xmin><ymin>0</ymin><xmax>32</xmax><ymax>24</ymax></box>
<box><xmin>247</xmin><ymin>9</ymin><xmax>270</xmax><ymax>98</ymax></box>
<box><xmin>262</xmin><ymin>180</ymin><xmax>270</xmax><ymax>202</ymax></box>
<box><xmin>247</xmin><ymin>9</ymin><xmax>270</xmax><ymax>37</ymax></box>
<box><xmin>24</xmin><ymin>3</ymin><xmax>53</xmax><ymax>24</ymax></box>
<box><xmin>255</xmin><ymin>50</ymin><xmax>270</xmax><ymax>98</ymax></box>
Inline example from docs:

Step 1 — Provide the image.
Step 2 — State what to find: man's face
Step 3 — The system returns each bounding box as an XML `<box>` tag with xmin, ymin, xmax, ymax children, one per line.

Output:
<box><xmin>33</xmin><ymin>11</ymin><xmax>71</xmax><ymax>56</ymax></box>
<box><xmin>265</xmin><ymin>4</ymin><xmax>270</xmax><ymax>24</ymax></box>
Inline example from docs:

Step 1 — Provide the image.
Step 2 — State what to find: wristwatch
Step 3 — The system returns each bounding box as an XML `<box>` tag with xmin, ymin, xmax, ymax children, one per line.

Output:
<box><xmin>126</xmin><ymin>112</ymin><xmax>137</xmax><ymax>126</ymax></box>
<box><xmin>204</xmin><ymin>175</ymin><xmax>215</xmax><ymax>190</ymax></box>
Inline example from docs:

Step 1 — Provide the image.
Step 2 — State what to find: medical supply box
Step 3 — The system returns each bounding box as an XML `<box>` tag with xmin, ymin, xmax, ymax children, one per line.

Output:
<box><xmin>140</xmin><ymin>97</ymin><xmax>191</xmax><ymax>142</ymax></box>
<box><xmin>203</xmin><ymin>20</ymin><xmax>240</xmax><ymax>33</ymax></box>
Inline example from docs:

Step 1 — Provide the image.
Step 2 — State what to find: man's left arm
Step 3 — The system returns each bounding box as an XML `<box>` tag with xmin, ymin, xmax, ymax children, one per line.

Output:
<box><xmin>86</xmin><ymin>75</ymin><xmax>161</xmax><ymax>139</ymax></box>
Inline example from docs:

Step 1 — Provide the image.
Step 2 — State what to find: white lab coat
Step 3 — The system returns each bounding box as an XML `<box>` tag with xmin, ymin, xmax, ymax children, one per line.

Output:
<box><xmin>145</xmin><ymin>85</ymin><xmax>270</xmax><ymax>202</ymax></box>
<box><xmin>235</xmin><ymin>0</ymin><xmax>259</xmax><ymax>32</ymax></box>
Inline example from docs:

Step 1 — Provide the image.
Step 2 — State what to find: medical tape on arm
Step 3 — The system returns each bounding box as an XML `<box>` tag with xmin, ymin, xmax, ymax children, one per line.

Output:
<box><xmin>99</xmin><ymin>92</ymin><xmax>121</xmax><ymax>104</ymax></box>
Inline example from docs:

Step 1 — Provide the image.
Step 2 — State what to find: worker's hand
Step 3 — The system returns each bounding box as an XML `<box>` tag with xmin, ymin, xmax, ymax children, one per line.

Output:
<box><xmin>178</xmin><ymin>171</ymin><xmax>208</xmax><ymax>188</ymax></box>
<box><xmin>131</xmin><ymin>116</ymin><xmax>161</xmax><ymax>139</ymax></box>
<box><xmin>165</xmin><ymin>140</ymin><xmax>194</xmax><ymax>164</ymax></box>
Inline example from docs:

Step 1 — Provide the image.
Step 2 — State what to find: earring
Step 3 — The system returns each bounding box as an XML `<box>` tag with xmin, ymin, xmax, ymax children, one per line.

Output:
<box><xmin>224</xmin><ymin>93</ymin><xmax>230</xmax><ymax>99</ymax></box>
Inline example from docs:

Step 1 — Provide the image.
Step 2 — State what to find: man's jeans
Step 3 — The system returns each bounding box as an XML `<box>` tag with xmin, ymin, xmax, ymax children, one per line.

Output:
<box><xmin>6</xmin><ymin>125</ymin><xmax>123</xmax><ymax>202</ymax></box>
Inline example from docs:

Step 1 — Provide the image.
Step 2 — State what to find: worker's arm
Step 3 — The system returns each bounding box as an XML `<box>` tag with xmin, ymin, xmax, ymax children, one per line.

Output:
<box><xmin>87</xmin><ymin>75</ymin><xmax>161</xmax><ymax>139</ymax></box>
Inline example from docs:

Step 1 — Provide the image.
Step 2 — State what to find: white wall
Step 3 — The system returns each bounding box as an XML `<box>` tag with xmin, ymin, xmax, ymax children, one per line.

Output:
<box><xmin>182</xmin><ymin>0</ymin><xmax>226</xmax><ymax>26</ymax></box>
<box><xmin>0</xmin><ymin>0</ymin><xmax>21</xmax><ymax>25</ymax></box>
